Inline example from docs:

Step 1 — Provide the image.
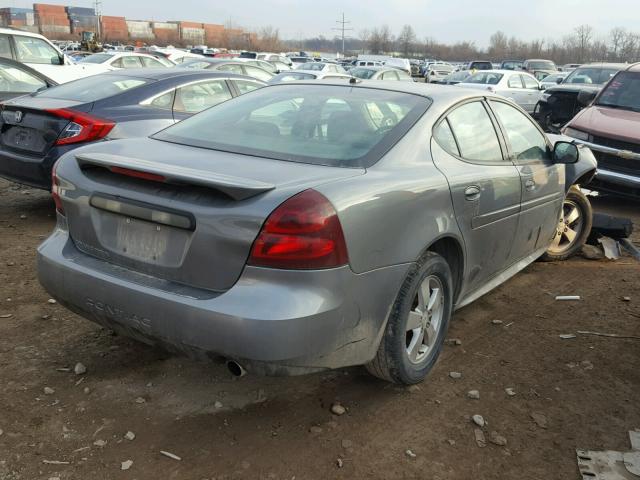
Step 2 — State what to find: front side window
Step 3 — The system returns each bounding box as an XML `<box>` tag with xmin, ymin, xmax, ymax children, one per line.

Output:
<box><xmin>14</xmin><ymin>36</ymin><xmax>60</xmax><ymax>65</ymax></box>
<box><xmin>490</xmin><ymin>101</ymin><xmax>549</xmax><ymax>162</ymax></box>
<box><xmin>0</xmin><ymin>34</ymin><xmax>13</xmax><ymax>59</ymax></box>
<box><xmin>174</xmin><ymin>80</ymin><xmax>233</xmax><ymax>114</ymax></box>
<box><xmin>233</xmin><ymin>79</ymin><xmax>263</xmax><ymax>95</ymax></box>
<box><xmin>521</xmin><ymin>75</ymin><xmax>539</xmax><ymax>89</ymax></box>
<box><xmin>243</xmin><ymin>65</ymin><xmax>273</xmax><ymax>82</ymax></box>
<box><xmin>153</xmin><ymin>85</ymin><xmax>431</xmax><ymax>168</ymax></box>
<box><xmin>446</xmin><ymin>102</ymin><xmax>503</xmax><ymax>162</ymax></box>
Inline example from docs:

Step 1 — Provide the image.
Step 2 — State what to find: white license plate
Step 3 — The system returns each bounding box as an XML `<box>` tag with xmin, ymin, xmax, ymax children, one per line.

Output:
<box><xmin>115</xmin><ymin>217</ymin><xmax>168</xmax><ymax>262</ymax></box>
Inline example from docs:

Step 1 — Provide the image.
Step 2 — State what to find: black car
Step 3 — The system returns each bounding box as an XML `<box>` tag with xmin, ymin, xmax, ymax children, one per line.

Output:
<box><xmin>500</xmin><ymin>60</ymin><xmax>524</xmax><ymax>70</ymax></box>
<box><xmin>0</xmin><ymin>57</ymin><xmax>56</xmax><ymax>101</ymax></box>
<box><xmin>0</xmin><ymin>69</ymin><xmax>265</xmax><ymax>189</ymax></box>
<box><xmin>532</xmin><ymin>63</ymin><xmax>626</xmax><ymax>133</ymax></box>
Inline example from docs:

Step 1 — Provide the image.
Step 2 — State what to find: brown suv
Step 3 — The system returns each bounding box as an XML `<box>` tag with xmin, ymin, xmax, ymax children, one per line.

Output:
<box><xmin>562</xmin><ymin>63</ymin><xmax>640</xmax><ymax>198</ymax></box>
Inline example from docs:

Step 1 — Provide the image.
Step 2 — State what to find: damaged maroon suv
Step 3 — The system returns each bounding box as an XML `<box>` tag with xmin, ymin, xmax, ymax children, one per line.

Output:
<box><xmin>562</xmin><ymin>63</ymin><xmax>640</xmax><ymax>198</ymax></box>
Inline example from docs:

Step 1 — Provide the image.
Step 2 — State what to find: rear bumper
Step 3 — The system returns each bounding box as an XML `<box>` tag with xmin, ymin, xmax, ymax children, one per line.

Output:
<box><xmin>37</xmin><ymin>220</ymin><xmax>410</xmax><ymax>375</ymax></box>
<box><xmin>0</xmin><ymin>144</ymin><xmax>77</xmax><ymax>190</ymax></box>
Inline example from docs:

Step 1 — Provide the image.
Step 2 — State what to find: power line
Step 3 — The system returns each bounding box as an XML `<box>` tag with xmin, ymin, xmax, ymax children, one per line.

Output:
<box><xmin>332</xmin><ymin>12</ymin><xmax>353</xmax><ymax>56</ymax></box>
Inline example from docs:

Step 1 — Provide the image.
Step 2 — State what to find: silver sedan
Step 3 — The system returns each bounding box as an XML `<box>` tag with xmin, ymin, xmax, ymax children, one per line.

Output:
<box><xmin>38</xmin><ymin>81</ymin><xmax>596</xmax><ymax>384</ymax></box>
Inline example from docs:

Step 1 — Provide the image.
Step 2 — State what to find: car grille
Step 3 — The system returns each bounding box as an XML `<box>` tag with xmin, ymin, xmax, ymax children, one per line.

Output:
<box><xmin>547</xmin><ymin>92</ymin><xmax>580</xmax><ymax>123</ymax></box>
<box><xmin>591</xmin><ymin>136</ymin><xmax>639</xmax><ymax>176</ymax></box>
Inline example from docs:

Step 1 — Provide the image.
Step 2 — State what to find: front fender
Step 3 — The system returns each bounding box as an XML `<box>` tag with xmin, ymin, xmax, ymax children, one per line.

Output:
<box><xmin>547</xmin><ymin>134</ymin><xmax>598</xmax><ymax>192</ymax></box>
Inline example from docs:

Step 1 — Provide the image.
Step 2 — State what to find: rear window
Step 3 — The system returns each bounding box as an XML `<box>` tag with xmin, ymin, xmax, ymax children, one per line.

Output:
<box><xmin>153</xmin><ymin>84</ymin><xmax>431</xmax><ymax>168</ymax></box>
<box><xmin>565</xmin><ymin>67</ymin><xmax>619</xmax><ymax>85</ymax></box>
<box><xmin>528</xmin><ymin>61</ymin><xmax>556</xmax><ymax>70</ymax></box>
<box><xmin>272</xmin><ymin>72</ymin><xmax>316</xmax><ymax>82</ymax></box>
<box><xmin>35</xmin><ymin>75</ymin><xmax>150</xmax><ymax>102</ymax></box>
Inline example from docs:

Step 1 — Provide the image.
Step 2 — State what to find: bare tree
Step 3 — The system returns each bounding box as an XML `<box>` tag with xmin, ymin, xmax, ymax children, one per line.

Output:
<box><xmin>488</xmin><ymin>31</ymin><xmax>508</xmax><ymax>60</ymax></box>
<box><xmin>397</xmin><ymin>24</ymin><xmax>416</xmax><ymax>57</ymax></box>
<box><xmin>574</xmin><ymin>24</ymin><xmax>594</xmax><ymax>62</ymax></box>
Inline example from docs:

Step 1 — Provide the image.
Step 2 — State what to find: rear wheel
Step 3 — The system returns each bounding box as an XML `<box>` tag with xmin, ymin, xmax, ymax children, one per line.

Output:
<box><xmin>366</xmin><ymin>252</ymin><xmax>453</xmax><ymax>384</ymax></box>
<box><xmin>541</xmin><ymin>186</ymin><xmax>593</xmax><ymax>261</ymax></box>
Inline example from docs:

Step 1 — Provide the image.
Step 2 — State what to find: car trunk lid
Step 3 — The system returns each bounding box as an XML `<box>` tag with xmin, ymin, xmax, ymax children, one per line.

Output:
<box><xmin>57</xmin><ymin>138</ymin><xmax>364</xmax><ymax>292</ymax></box>
<box><xmin>0</xmin><ymin>97</ymin><xmax>90</xmax><ymax>156</ymax></box>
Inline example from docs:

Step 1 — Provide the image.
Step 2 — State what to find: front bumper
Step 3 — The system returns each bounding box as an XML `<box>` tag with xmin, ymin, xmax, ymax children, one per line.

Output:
<box><xmin>37</xmin><ymin>220</ymin><xmax>410</xmax><ymax>375</ymax></box>
<box><xmin>571</xmin><ymin>139</ymin><xmax>640</xmax><ymax>197</ymax></box>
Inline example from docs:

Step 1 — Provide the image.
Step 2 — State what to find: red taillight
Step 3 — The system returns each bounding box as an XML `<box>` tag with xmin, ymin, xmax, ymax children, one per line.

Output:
<box><xmin>46</xmin><ymin>108</ymin><xmax>115</xmax><ymax>146</ymax></box>
<box><xmin>109</xmin><ymin>166</ymin><xmax>166</xmax><ymax>183</ymax></box>
<box><xmin>51</xmin><ymin>160</ymin><xmax>64</xmax><ymax>214</ymax></box>
<box><xmin>248</xmin><ymin>189</ymin><xmax>349</xmax><ymax>270</ymax></box>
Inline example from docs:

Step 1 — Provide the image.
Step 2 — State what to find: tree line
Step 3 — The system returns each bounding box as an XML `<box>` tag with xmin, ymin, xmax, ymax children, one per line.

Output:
<box><xmin>275</xmin><ymin>24</ymin><xmax>640</xmax><ymax>63</ymax></box>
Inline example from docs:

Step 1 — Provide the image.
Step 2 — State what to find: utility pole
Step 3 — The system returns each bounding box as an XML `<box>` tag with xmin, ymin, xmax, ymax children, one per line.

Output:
<box><xmin>94</xmin><ymin>0</ymin><xmax>102</xmax><ymax>39</ymax></box>
<box><xmin>332</xmin><ymin>12</ymin><xmax>353</xmax><ymax>57</ymax></box>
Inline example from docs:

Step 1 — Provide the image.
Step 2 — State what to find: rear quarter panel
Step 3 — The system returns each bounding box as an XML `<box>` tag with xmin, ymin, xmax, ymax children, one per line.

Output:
<box><xmin>317</xmin><ymin>113</ymin><xmax>463</xmax><ymax>275</ymax></box>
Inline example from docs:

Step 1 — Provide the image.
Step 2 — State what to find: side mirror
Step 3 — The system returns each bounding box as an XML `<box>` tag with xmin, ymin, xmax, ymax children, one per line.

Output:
<box><xmin>556</xmin><ymin>77</ymin><xmax>563</xmax><ymax>84</ymax></box>
<box><xmin>553</xmin><ymin>141</ymin><xmax>579</xmax><ymax>164</ymax></box>
<box><xmin>577</xmin><ymin>89</ymin><xmax>597</xmax><ymax>106</ymax></box>
<box><xmin>539</xmin><ymin>84</ymin><xmax>546</xmax><ymax>90</ymax></box>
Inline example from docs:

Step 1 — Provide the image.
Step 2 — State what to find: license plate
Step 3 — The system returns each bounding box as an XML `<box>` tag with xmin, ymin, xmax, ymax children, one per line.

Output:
<box><xmin>115</xmin><ymin>217</ymin><xmax>168</xmax><ymax>262</ymax></box>
<box><xmin>10</xmin><ymin>127</ymin><xmax>35</xmax><ymax>148</ymax></box>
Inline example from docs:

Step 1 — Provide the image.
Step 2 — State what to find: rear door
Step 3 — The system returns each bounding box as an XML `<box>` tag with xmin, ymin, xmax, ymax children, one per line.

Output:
<box><xmin>488</xmin><ymin>99</ymin><xmax>563</xmax><ymax>260</ymax></box>
<box><xmin>502</xmin><ymin>73</ymin><xmax>525</xmax><ymax>105</ymax></box>
<box><xmin>431</xmin><ymin>100</ymin><xmax>522</xmax><ymax>293</ymax></box>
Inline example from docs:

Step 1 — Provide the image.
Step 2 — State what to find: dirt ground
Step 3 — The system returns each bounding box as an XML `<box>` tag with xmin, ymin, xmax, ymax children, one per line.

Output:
<box><xmin>0</xmin><ymin>178</ymin><xmax>638</xmax><ymax>480</ymax></box>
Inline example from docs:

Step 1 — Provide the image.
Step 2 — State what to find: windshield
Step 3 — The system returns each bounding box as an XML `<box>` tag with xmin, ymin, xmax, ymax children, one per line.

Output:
<box><xmin>466</xmin><ymin>72</ymin><xmax>503</xmax><ymax>85</ymax></box>
<box><xmin>35</xmin><ymin>75</ymin><xmax>150</xmax><ymax>102</ymax></box>
<box><xmin>153</xmin><ymin>84</ymin><xmax>431</xmax><ymax>168</ymax></box>
<box><xmin>80</xmin><ymin>53</ymin><xmax>113</xmax><ymax>64</ymax></box>
<box><xmin>350</xmin><ymin>68</ymin><xmax>376</xmax><ymax>79</ymax></box>
<box><xmin>528</xmin><ymin>61</ymin><xmax>556</xmax><ymax>70</ymax></box>
<box><xmin>564</xmin><ymin>67</ymin><xmax>619</xmax><ymax>85</ymax></box>
<box><xmin>596</xmin><ymin>71</ymin><xmax>640</xmax><ymax>112</ymax></box>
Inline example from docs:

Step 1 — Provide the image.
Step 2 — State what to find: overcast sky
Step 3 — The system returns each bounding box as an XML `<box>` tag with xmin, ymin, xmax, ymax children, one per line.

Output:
<box><xmin>9</xmin><ymin>0</ymin><xmax>640</xmax><ymax>45</ymax></box>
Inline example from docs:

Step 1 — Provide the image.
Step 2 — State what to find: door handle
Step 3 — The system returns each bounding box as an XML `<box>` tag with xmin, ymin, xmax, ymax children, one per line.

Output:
<box><xmin>525</xmin><ymin>179</ymin><xmax>536</xmax><ymax>191</ymax></box>
<box><xmin>464</xmin><ymin>185</ymin><xmax>481</xmax><ymax>201</ymax></box>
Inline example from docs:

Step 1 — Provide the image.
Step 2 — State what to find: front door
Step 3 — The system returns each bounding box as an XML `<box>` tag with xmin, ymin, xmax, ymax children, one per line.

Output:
<box><xmin>431</xmin><ymin>100</ymin><xmax>522</xmax><ymax>295</ymax></box>
<box><xmin>488</xmin><ymin>99</ymin><xmax>563</xmax><ymax>261</ymax></box>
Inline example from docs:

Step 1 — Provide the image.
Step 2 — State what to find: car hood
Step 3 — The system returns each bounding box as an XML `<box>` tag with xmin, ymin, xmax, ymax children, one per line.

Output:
<box><xmin>569</xmin><ymin>105</ymin><xmax>640</xmax><ymax>144</ymax></box>
<box><xmin>544</xmin><ymin>84</ymin><xmax>602</xmax><ymax>95</ymax></box>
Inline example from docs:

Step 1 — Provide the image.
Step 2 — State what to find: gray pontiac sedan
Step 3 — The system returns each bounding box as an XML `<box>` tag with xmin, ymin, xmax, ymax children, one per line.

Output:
<box><xmin>37</xmin><ymin>81</ymin><xmax>597</xmax><ymax>384</ymax></box>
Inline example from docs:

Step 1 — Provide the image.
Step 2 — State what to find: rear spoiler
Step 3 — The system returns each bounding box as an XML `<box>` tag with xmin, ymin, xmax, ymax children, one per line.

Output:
<box><xmin>75</xmin><ymin>153</ymin><xmax>275</xmax><ymax>201</ymax></box>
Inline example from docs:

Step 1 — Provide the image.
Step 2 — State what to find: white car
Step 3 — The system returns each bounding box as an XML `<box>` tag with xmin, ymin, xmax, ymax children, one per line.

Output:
<box><xmin>295</xmin><ymin>62</ymin><xmax>346</xmax><ymax>74</ymax></box>
<box><xmin>153</xmin><ymin>49</ymin><xmax>203</xmax><ymax>65</ymax></box>
<box><xmin>0</xmin><ymin>27</ymin><xmax>88</xmax><ymax>83</ymax></box>
<box><xmin>268</xmin><ymin>70</ymin><xmax>352</xmax><ymax>84</ymax></box>
<box><xmin>425</xmin><ymin>62</ymin><xmax>455</xmax><ymax>83</ymax></box>
<box><xmin>456</xmin><ymin>70</ymin><xmax>543</xmax><ymax>113</ymax></box>
<box><xmin>78</xmin><ymin>52</ymin><xmax>173</xmax><ymax>74</ymax></box>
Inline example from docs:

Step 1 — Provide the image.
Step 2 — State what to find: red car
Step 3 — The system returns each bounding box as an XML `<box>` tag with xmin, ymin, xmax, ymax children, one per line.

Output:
<box><xmin>562</xmin><ymin>63</ymin><xmax>640</xmax><ymax>198</ymax></box>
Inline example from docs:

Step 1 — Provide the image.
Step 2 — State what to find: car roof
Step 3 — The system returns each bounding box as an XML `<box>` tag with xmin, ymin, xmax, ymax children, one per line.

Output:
<box><xmin>627</xmin><ymin>62</ymin><xmax>640</xmax><ymax>72</ymax></box>
<box><xmin>0</xmin><ymin>27</ymin><xmax>45</xmax><ymax>39</ymax></box>
<box><xmin>574</xmin><ymin>62</ymin><xmax>629</xmax><ymax>69</ymax></box>
<box><xmin>275</xmin><ymin>79</ymin><xmax>499</xmax><ymax>103</ymax></box>
<box><xmin>351</xmin><ymin>66</ymin><xmax>392</xmax><ymax>72</ymax></box>
<box><xmin>99</xmin><ymin>68</ymin><xmax>252</xmax><ymax>81</ymax></box>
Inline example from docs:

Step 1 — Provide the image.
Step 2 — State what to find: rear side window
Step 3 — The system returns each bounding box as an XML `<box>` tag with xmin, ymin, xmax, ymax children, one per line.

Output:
<box><xmin>14</xmin><ymin>36</ymin><xmax>59</xmax><ymax>65</ymax></box>
<box><xmin>446</xmin><ymin>102</ymin><xmax>503</xmax><ymax>162</ymax></box>
<box><xmin>217</xmin><ymin>63</ymin><xmax>243</xmax><ymax>75</ymax></box>
<box><xmin>233</xmin><ymin>79</ymin><xmax>263</xmax><ymax>95</ymax></box>
<box><xmin>36</xmin><ymin>75</ymin><xmax>150</xmax><ymax>102</ymax></box>
<box><xmin>154</xmin><ymin>85</ymin><xmax>431</xmax><ymax>168</ymax></box>
<box><xmin>243</xmin><ymin>65</ymin><xmax>273</xmax><ymax>82</ymax></box>
<box><xmin>521</xmin><ymin>75</ymin><xmax>539</xmax><ymax>89</ymax></box>
<box><xmin>140</xmin><ymin>56</ymin><xmax>164</xmax><ymax>68</ymax></box>
<box><xmin>0</xmin><ymin>63</ymin><xmax>47</xmax><ymax>93</ymax></box>
<box><xmin>433</xmin><ymin>120</ymin><xmax>459</xmax><ymax>156</ymax></box>
<box><xmin>507</xmin><ymin>75</ymin><xmax>523</xmax><ymax>88</ymax></box>
<box><xmin>119</xmin><ymin>56</ymin><xmax>143</xmax><ymax>69</ymax></box>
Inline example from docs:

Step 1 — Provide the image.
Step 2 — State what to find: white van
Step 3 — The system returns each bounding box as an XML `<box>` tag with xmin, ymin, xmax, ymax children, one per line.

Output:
<box><xmin>0</xmin><ymin>27</ymin><xmax>87</xmax><ymax>83</ymax></box>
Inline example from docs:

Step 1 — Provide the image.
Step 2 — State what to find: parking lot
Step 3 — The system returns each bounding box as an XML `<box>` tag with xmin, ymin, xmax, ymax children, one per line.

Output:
<box><xmin>0</xmin><ymin>178</ymin><xmax>638</xmax><ymax>479</ymax></box>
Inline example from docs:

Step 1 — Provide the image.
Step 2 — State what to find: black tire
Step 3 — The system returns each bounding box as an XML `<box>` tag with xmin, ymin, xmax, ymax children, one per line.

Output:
<box><xmin>366</xmin><ymin>251</ymin><xmax>453</xmax><ymax>385</ymax></box>
<box><xmin>541</xmin><ymin>185</ymin><xmax>593</xmax><ymax>262</ymax></box>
